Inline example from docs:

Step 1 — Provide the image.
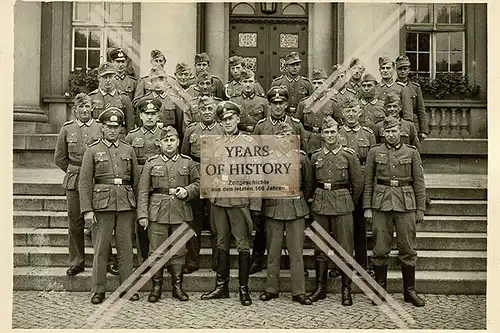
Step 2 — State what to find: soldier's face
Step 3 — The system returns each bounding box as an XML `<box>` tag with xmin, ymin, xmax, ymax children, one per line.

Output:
<box><xmin>322</xmin><ymin>126</ymin><xmax>339</xmax><ymax>146</ymax></box>
<box><xmin>277</xmin><ymin>131</ymin><xmax>294</xmax><ymax>151</ymax></box>
<box><xmin>379</xmin><ymin>63</ymin><xmax>394</xmax><ymax>80</ymax></box>
<box><xmin>350</xmin><ymin>65</ymin><xmax>365</xmax><ymax>80</ymax></box>
<box><xmin>195</xmin><ymin>61</ymin><xmax>209</xmax><ymax>75</ymax></box>
<box><xmin>286</xmin><ymin>62</ymin><xmax>301</xmax><ymax>76</ymax></box>
<box><xmin>221</xmin><ymin>114</ymin><xmax>240</xmax><ymax>135</ymax></box>
<box><xmin>384</xmin><ymin>125</ymin><xmax>401</xmax><ymax>145</ymax></box>
<box><xmin>270</xmin><ymin>100</ymin><xmax>288</xmax><ymax>119</ymax></box>
<box><xmin>151</xmin><ymin>57</ymin><xmax>166</xmax><ymax>68</ymax></box>
<box><xmin>312</xmin><ymin>79</ymin><xmax>325</xmax><ymax>90</ymax></box>
<box><xmin>113</xmin><ymin>59</ymin><xmax>127</xmax><ymax>73</ymax></box>
<box><xmin>230</xmin><ymin>64</ymin><xmax>243</xmax><ymax>79</ymax></box>
<box><xmin>396</xmin><ymin>65</ymin><xmax>410</xmax><ymax>81</ymax></box>
<box><xmin>342</xmin><ymin>106</ymin><xmax>361</xmax><ymax>126</ymax></box>
<box><xmin>198</xmin><ymin>79</ymin><xmax>213</xmax><ymax>95</ymax></box>
<box><xmin>385</xmin><ymin>101</ymin><xmax>402</xmax><ymax>117</ymax></box>
<box><xmin>200</xmin><ymin>104</ymin><xmax>216</xmax><ymax>123</ymax></box>
<box><xmin>102</xmin><ymin>124</ymin><xmax>121</xmax><ymax>141</ymax></box>
<box><xmin>361</xmin><ymin>81</ymin><xmax>376</xmax><ymax>97</ymax></box>
<box><xmin>175</xmin><ymin>70</ymin><xmax>192</xmax><ymax>88</ymax></box>
<box><xmin>242</xmin><ymin>76</ymin><xmax>256</xmax><ymax>93</ymax></box>
<box><xmin>99</xmin><ymin>73</ymin><xmax>116</xmax><ymax>91</ymax></box>
<box><xmin>151</xmin><ymin>76</ymin><xmax>167</xmax><ymax>91</ymax></box>
<box><xmin>75</xmin><ymin>101</ymin><xmax>92</xmax><ymax>123</ymax></box>
<box><xmin>140</xmin><ymin>111</ymin><xmax>159</xmax><ymax>129</ymax></box>
<box><xmin>159</xmin><ymin>136</ymin><xmax>179</xmax><ymax>156</ymax></box>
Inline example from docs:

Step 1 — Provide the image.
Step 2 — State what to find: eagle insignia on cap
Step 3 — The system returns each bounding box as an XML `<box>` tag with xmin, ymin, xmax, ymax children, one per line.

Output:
<box><xmin>147</xmin><ymin>102</ymin><xmax>154</xmax><ymax>109</ymax></box>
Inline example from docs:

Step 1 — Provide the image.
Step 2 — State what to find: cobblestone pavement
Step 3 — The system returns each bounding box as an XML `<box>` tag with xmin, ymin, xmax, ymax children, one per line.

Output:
<box><xmin>12</xmin><ymin>291</ymin><xmax>486</xmax><ymax>329</ymax></box>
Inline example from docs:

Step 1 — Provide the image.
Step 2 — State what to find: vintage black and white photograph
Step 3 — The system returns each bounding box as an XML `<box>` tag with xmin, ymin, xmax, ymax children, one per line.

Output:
<box><xmin>10</xmin><ymin>0</ymin><xmax>489</xmax><ymax>330</ymax></box>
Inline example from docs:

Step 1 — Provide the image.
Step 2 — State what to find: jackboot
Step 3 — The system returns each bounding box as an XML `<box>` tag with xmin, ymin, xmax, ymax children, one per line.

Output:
<box><xmin>238</xmin><ymin>251</ymin><xmax>252</xmax><ymax>306</ymax></box>
<box><xmin>249</xmin><ymin>253</ymin><xmax>265</xmax><ymax>275</ymax></box>
<box><xmin>402</xmin><ymin>265</ymin><xmax>425</xmax><ymax>307</ymax></box>
<box><xmin>201</xmin><ymin>249</ymin><xmax>230</xmax><ymax>299</ymax></box>
<box><xmin>372</xmin><ymin>264</ymin><xmax>388</xmax><ymax>305</ymax></box>
<box><xmin>341</xmin><ymin>273</ymin><xmax>353</xmax><ymax>306</ymax></box>
<box><xmin>148</xmin><ymin>268</ymin><xmax>163</xmax><ymax>303</ymax></box>
<box><xmin>308</xmin><ymin>260</ymin><xmax>328</xmax><ymax>302</ymax></box>
<box><xmin>170</xmin><ymin>264</ymin><xmax>189</xmax><ymax>301</ymax></box>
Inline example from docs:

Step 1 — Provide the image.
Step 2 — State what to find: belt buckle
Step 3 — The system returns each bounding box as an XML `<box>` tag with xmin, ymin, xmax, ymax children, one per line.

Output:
<box><xmin>169</xmin><ymin>188</ymin><xmax>177</xmax><ymax>195</ymax></box>
<box><xmin>113</xmin><ymin>178</ymin><xmax>123</xmax><ymax>185</ymax></box>
<box><xmin>324</xmin><ymin>182</ymin><xmax>332</xmax><ymax>190</ymax></box>
<box><xmin>390</xmin><ymin>180</ymin><xmax>399</xmax><ymax>187</ymax></box>
<box><xmin>313</xmin><ymin>126</ymin><xmax>319</xmax><ymax>133</ymax></box>
<box><xmin>247</xmin><ymin>125</ymin><xmax>254</xmax><ymax>132</ymax></box>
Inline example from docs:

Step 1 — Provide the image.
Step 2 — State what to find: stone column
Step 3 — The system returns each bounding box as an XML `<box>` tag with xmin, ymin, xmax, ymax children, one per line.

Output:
<box><xmin>13</xmin><ymin>2</ymin><xmax>47</xmax><ymax>123</ymax></box>
<box><xmin>205</xmin><ymin>3</ymin><xmax>230</xmax><ymax>81</ymax></box>
<box><xmin>309</xmin><ymin>3</ymin><xmax>333</xmax><ymax>75</ymax></box>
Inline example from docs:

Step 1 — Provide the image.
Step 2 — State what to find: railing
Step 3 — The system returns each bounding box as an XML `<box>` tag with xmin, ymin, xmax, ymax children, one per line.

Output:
<box><xmin>425</xmin><ymin>100</ymin><xmax>487</xmax><ymax>139</ymax></box>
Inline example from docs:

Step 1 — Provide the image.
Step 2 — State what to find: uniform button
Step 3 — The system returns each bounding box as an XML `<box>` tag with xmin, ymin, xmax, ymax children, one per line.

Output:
<box><xmin>116</xmin><ymin>174</ymin><xmax>119</xmax><ymax>177</ymax></box>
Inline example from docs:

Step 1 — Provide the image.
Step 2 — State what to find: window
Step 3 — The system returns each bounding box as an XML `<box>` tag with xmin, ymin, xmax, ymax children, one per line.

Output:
<box><xmin>405</xmin><ymin>4</ymin><xmax>465</xmax><ymax>78</ymax></box>
<box><xmin>72</xmin><ymin>2</ymin><xmax>134</xmax><ymax>70</ymax></box>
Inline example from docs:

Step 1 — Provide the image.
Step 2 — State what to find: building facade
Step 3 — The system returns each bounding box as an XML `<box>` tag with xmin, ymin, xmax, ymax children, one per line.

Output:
<box><xmin>13</xmin><ymin>2</ymin><xmax>487</xmax><ymax>130</ymax></box>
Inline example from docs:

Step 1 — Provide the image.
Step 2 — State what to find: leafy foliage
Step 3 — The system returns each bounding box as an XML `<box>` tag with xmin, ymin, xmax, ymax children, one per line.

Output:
<box><xmin>68</xmin><ymin>68</ymin><xmax>99</xmax><ymax>97</ymax></box>
<box><xmin>409</xmin><ymin>72</ymin><xmax>480</xmax><ymax>100</ymax></box>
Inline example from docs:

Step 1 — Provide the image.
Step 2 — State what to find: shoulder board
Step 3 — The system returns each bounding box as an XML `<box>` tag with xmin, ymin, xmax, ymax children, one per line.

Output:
<box><xmin>362</xmin><ymin>126</ymin><xmax>374</xmax><ymax>134</ymax></box>
<box><xmin>126</xmin><ymin>75</ymin><xmax>137</xmax><ymax>81</ymax></box>
<box><xmin>346</xmin><ymin>87</ymin><xmax>356</xmax><ymax>94</ymax></box>
<box><xmin>187</xmin><ymin>122</ymin><xmax>197</xmax><ymax>128</ymax></box>
<box><xmin>213</xmin><ymin>97</ymin><xmax>223</xmax><ymax>101</ymax></box>
<box><xmin>300</xmin><ymin>150</ymin><xmax>307</xmax><ymax>156</ymax></box>
<box><xmin>118</xmin><ymin>90</ymin><xmax>128</xmax><ymax>95</ymax></box>
<box><xmin>299</xmin><ymin>96</ymin><xmax>308</xmax><ymax>102</ymax></box>
<box><xmin>89</xmin><ymin>139</ymin><xmax>101</xmax><ymax>147</ymax></box>
<box><xmin>119</xmin><ymin>139</ymin><xmax>131</xmax><ymax>146</ymax></box>
<box><xmin>88</xmin><ymin>89</ymin><xmax>99</xmax><ymax>95</ymax></box>
<box><xmin>290</xmin><ymin>116</ymin><xmax>301</xmax><ymax>123</ymax></box>
<box><xmin>301</xmin><ymin>76</ymin><xmax>311</xmax><ymax>82</ymax></box>
<box><xmin>406</xmin><ymin>144</ymin><xmax>417</xmax><ymax>150</ymax></box>
<box><xmin>370</xmin><ymin>143</ymin><xmax>383</xmax><ymax>148</ymax></box>
<box><xmin>411</xmin><ymin>81</ymin><xmax>420</xmax><ymax>87</ymax></box>
<box><xmin>179</xmin><ymin>153</ymin><xmax>193</xmax><ymax>160</ymax></box>
<box><xmin>63</xmin><ymin>120</ymin><xmax>74</xmax><ymax>126</ymax></box>
<box><xmin>211</xmin><ymin>75</ymin><xmax>222</xmax><ymax>82</ymax></box>
<box><xmin>274</xmin><ymin>75</ymin><xmax>283</xmax><ymax>81</ymax></box>
<box><xmin>129</xmin><ymin>127</ymin><xmax>141</xmax><ymax>133</ymax></box>
<box><xmin>141</xmin><ymin>75</ymin><xmax>149</xmax><ymax>79</ymax></box>
<box><xmin>343</xmin><ymin>147</ymin><xmax>356</xmax><ymax>155</ymax></box>
<box><xmin>311</xmin><ymin>148</ymin><xmax>322</xmax><ymax>155</ymax></box>
<box><xmin>241</xmin><ymin>134</ymin><xmax>254</xmax><ymax>142</ymax></box>
<box><xmin>147</xmin><ymin>154</ymin><xmax>159</xmax><ymax>162</ymax></box>
<box><xmin>256</xmin><ymin>118</ymin><xmax>266</xmax><ymax>124</ymax></box>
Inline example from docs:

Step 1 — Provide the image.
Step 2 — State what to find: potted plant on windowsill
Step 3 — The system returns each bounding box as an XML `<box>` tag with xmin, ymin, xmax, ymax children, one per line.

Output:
<box><xmin>68</xmin><ymin>68</ymin><xmax>99</xmax><ymax>97</ymax></box>
<box><xmin>410</xmin><ymin>72</ymin><xmax>480</xmax><ymax>100</ymax></box>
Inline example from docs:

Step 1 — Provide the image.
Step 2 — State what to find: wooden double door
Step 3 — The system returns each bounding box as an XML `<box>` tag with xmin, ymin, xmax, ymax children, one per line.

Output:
<box><xmin>230</xmin><ymin>21</ymin><xmax>308</xmax><ymax>91</ymax></box>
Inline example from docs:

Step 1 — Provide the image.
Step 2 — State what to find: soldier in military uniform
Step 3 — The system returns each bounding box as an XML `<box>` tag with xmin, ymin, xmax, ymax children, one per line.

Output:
<box><xmin>308</xmin><ymin>116</ymin><xmax>363</xmax><ymax>306</ymax></box>
<box><xmin>374</xmin><ymin>92</ymin><xmax>421</xmax><ymax>151</ymax></box>
<box><xmin>184</xmin><ymin>71</ymin><xmax>223</xmax><ymax>131</ymax></box>
<box><xmin>174</xmin><ymin>62</ymin><xmax>195</xmax><ymax>91</ymax></box>
<box><xmin>394</xmin><ymin>55</ymin><xmax>429</xmax><ymax>141</ymax></box>
<box><xmin>79</xmin><ymin>108</ymin><xmax>140</xmax><ymax>304</ymax></box>
<box><xmin>359</xmin><ymin>73</ymin><xmax>386</xmax><ymax>130</ymax></box>
<box><xmin>109</xmin><ymin>48</ymin><xmax>137</xmax><ymax>101</ymax></box>
<box><xmin>88</xmin><ymin>62</ymin><xmax>135</xmax><ymax>135</ymax></box>
<box><xmin>181</xmin><ymin>98</ymin><xmax>224</xmax><ymax>274</ymax></box>
<box><xmin>378</xmin><ymin>56</ymin><xmax>398</xmax><ymax>100</ymax></box>
<box><xmin>250</xmin><ymin>87</ymin><xmax>308</xmax><ymax>275</ymax></box>
<box><xmin>296</xmin><ymin>69</ymin><xmax>343</xmax><ymax>154</ymax></box>
<box><xmin>134</xmin><ymin>49</ymin><xmax>180</xmax><ymax>102</ymax></box>
<box><xmin>124</xmin><ymin>99</ymin><xmax>163</xmax><ymax>270</ymax></box>
<box><xmin>345</xmin><ymin>58</ymin><xmax>365</xmax><ymax>97</ymax></box>
<box><xmin>229</xmin><ymin>69</ymin><xmax>268</xmax><ymax>133</ymax></box>
<box><xmin>132</xmin><ymin>67</ymin><xmax>184</xmax><ymax>134</ymax></box>
<box><xmin>363</xmin><ymin>115</ymin><xmax>426</xmax><ymax>307</ymax></box>
<box><xmin>189</xmin><ymin>52</ymin><xmax>226</xmax><ymax>100</ymax></box>
<box><xmin>225</xmin><ymin>56</ymin><xmax>265</xmax><ymax>99</ymax></box>
<box><xmin>54</xmin><ymin>93</ymin><xmax>103</xmax><ymax>276</ymax></box>
<box><xmin>338</xmin><ymin>96</ymin><xmax>376</xmax><ymax>275</ymax></box>
<box><xmin>137</xmin><ymin>125</ymin><xmax>200</xmax><ymax>302</ymax></box>
<box><xmin>270</xmin><ymin>52</ymin><xmax>314</xmax><ymax>116</ymax></box>
<box><xmin>201</xmin><ymin>101</ymin><xmax>260</xmax><ymax>306</ymax></box>
<box><xmin>258</xmin><ymin>122</ymin><xmax>313</xmax><ymax>305</ymax></box>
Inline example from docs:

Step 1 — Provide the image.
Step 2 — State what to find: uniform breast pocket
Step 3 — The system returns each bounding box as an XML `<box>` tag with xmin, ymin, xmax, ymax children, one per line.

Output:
<box><xmin>189</xmin><ymin>133</ymin><xmax>198</xmax><ymax>143</ymax></box>
<box><xmin>120</xmin><ymin>154</ymin><xmax>132</xmax><ymax>173</ymax></box>
<box><xmin>95</xmin><ymin>155</ymin><xmax>109</xmax><ymax>173</ymax></box>
<box><xmin>399</xmin><ymin>158</ymin><xmax>412</xmax><ymax>174</ymax></box>
<box><xmin>161</xmin><ymin>108</ymin><xmax>176</xmax><ymax>125</ymax></box>
<box><xmin>178</xmin><ymin>167</ymin><xmax>189</xmax><ymax>185</ymax></box>
<box><xmin>375</xmin><ymin>153</ymin><xmax>388</xmax><ymax>173</ymax></box>
<box><xmin>68</xmin><ymin>143</ymin><xmax>79</xmax><ymax>154</ymax></box>
<box><xmin>358</xmin><ymin>139</ymin><xmax>369</xmax><ymax>158</ymax></box>
<box><xmin>132</xmin><ymin>137</ymin><xmax>144</xmax><ymax>148</ymax></box>
<box><xmin>336</xmin><ymin>163</ymin><xmax>348</xmax><ymax>181</ymax></box>
<box><xmin>411</xmin><ymin>95</ymin><xmax>417</xmax><ymax>108</ymax></box>
<box><xmin>151</xmin><ymin>165</ymin><xmax>165</xmax><ymax>187</ymax></box>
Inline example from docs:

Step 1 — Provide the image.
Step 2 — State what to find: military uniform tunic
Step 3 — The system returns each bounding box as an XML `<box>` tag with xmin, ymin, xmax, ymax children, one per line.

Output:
<box><xmin>359</xmin><ymin>98</ymin><xmax>386</xmax><ymax>130</ymax></box>
<box><xmin>79</xmin><ymin>138</ymin><xmax>139</xmax><ymax>293</ymax></box>
<box><xmin>310</xmin><ymin>146</ymin><xmax>363</xmax><ymax>260</ymax></box>
<box><xmin>270</xmin><ymin>74</ymin><xmax>314</xmax><ymax>115</ymax></box>
<box><xmin>345</xmin><ymin>79</ymin><xmax>363</xmax><ymax>97</ymax></box>
<box><xmin>363</xmin><ymin>142</ymin><xmax>426</xmax><ymax>266</ymax></box>
<box><xmin>230</xmin><ymin>92</ymin><xmax>268</xmax><ymax>133</ymax></box>
<box><xmin>133</xmin><ymin>91</ymin><xmax>184</xmax><ymax>132</ymax></box>
<box><xmin>398</xmin><ymin>80</ymin><xmax>429</xmax><ymax>135</ymax></box>
<box><xmin>114</xmin><ymin>73</ymin><xmax>137</xmax><ymax>101</ymax></box>
<box><xmin>185</xmin><ymin>76</ymin><xmax>226</xmax><ymax>100</ymax></box>
<box><xmin>378</xmin><ymin>79</ymin><xmax>401</xmax><ymax>101</ymax></box>
<box><xmin>54</xmin><ymin>118</ymin><xmax>103</xmax><ymax>268</ymax></box>
<box><xmin>374</xmin><ymin>118</ymin><xmax>421</xmax><ymax>151</ymax></box>
<box><xmin>225</xmin><ymin>79</ymin><xmax>265</xmax><ymax>99</ymax></box>
<box><xmin>134</xmin><ymin>73</ymin><xmax>180</xmax><ymax>103</ymax></box>
<box><xmin>88</xmin><ymin>88</ymin><xmax>135</xmax><ymax>133</ymax></box>
<box><xmin>254</xmin><ymin>115</ymin><xmax>308</xmax><ymax>154</ymax></box>
<box><xmin>183</xmin><ymin>95</ymin><xmax>223</xmax><ymax>132</ymax></box>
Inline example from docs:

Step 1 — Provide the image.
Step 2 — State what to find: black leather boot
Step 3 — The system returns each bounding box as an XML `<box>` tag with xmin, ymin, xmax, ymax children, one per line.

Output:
<box><xmin>148</xmin><ymin>268</ymin><xmax>163</xmax><ymax>303</ymax></box>
<box><xmin>201</xmin><ymin>249</ymin><xmax>230</xmax><ymax>299</ymax></box>
<box><xmin>308</xmin><ymin>260</ymin><xmax>328</xmax><ymax>302</ymax></box>
<box><xmin>238</xmin><ymin>251</ymin><xmax>252</xmax><ymax>306</ymax></box>
<box><xmin>341</xmin><ymin>273</ymin><xmax>353</xmax><ymax>306</ymax></box>
<box><xmin>171</xmin><ymin>264</ymin><xmax>189</xmax><ymax>301</ymax></box>
<box><xmin>402</xmin><ymin>265</ymin><xmax>425</xmax><ymax>307</ymax></box>
<box><xmin>372</xmin><ymin>264</ymin><xmax>388</xmax><ymax>305</ymax></box>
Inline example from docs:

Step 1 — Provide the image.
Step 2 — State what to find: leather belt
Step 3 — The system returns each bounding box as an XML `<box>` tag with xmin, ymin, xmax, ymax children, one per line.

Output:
<box><xmin>317</xmin><ymin>182</ymin><xmax>348</xmax><ymax>190</ymax></box>
<box><xmin>304</xmin><ymin>124</ymin><xmax>321</xmax><ymax>133</ymax></box>
<box><xmin>151</xmin><ymin>188</ymin><xmax>178</xmax><ymax>195</ymax></box>
<box><xmin>377</xmin><ymin>179</ymin><xmax>413</xmax><ymax>187</ymax></box>
<box><xmin>238</xmin><ymin>124</ymin><xmax>255</xmax><ymax>132</ymax></box>
<box><xmin>95</xmin><ymin>178</ymin><xmax>132</xmax><ymax>185</ymax></box>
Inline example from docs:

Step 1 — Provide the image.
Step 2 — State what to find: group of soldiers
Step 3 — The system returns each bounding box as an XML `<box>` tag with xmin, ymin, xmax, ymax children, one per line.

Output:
<box><xmin>54</xmin><ymin>47</ymin><xmax>428</xmax><ymax>307</ymax></box>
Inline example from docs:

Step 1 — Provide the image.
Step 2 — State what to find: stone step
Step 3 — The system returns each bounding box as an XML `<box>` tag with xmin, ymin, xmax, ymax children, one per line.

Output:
<box><xmin>13</xmin><ymin>246</ymin><xmax>486</xmax><ymax>272</ymax></box>
<box><xmin>422</xmin><ymin>156</ymin><xmax>487</xmax><ymax>174</ymax></box>
<box><xmin>13</xmin><ymin>212</ymin><xmax>68</xmax><ymax>228</ymax></box>
<box><xmin>12</xmin><ymin>266</ymin><xmax>486</xmax><ymax>294</ymax></box>
<box><xmin>14</xmin><ymin>227</ymin><xmax>486</xmax><ymax>251</ymax></box>
<box><xmin>13</xmin><ymin>196</ymin><xmax>67</xmax><ymax>212</ymax></box>
<box><xmin>426</xmin><ymin>200</ymin><xmax>487</xmax><ymax>216</ymax></box>
<box><xmin>14</xmin><ymin>122</ymin><xmax>57</xmax><ymax>134</ymax></box>
<box><xmin>13</xmin><ymin>134</ymin><xmax>59</xmax><ymax>168</ymax></box>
